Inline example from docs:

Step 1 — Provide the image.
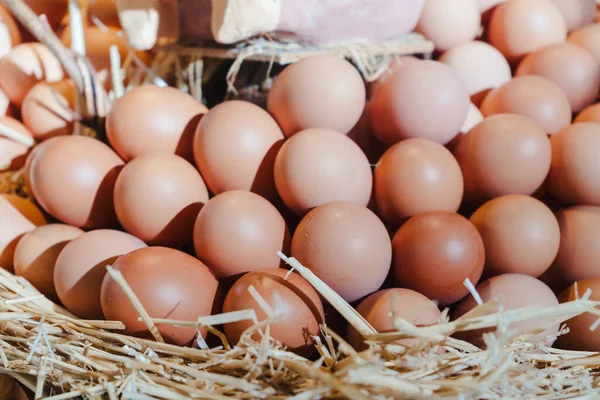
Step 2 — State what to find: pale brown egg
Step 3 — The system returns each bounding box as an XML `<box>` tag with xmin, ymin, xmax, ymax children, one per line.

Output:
<box><xmin>0</xmin><ymin>5</ymin><xmax>21</xmax><ymax>58</ymax></box>
<box><xmin>0</xmin><ymin>88</ymin><xmax>12</xmax><ymax>117</ymax></box>
<box><xmin>54</xmin><ymin>229</ymin><xmax>147</xmax><ymax>319</ymax></box>
<box><xmin>23</xmin><ymin>0</ymin><xmax>68</xmax><ymax>28</ymax></box>
<box><xmin>193</xmin><ymin>100</ymin><xmax>284</xmax><ymax>201</ymax></box>
<box><xmin>0</xmin><ymin>43</ymin><xmax>64</xmax><ymax>107</ymax></box>
<box><xmin>575</xmin><ymin>104</ymin><xmax>600</xmax><ymax>123</ymax></box>
<box><xmin>488</xmin><ymin>0</ymin><xmax>567</xmax><ymax>64</ymax></box>
<box><xmin>556</xmin><ymin>278</ymin><xmax>600</xmax><ymax>351</ymax></box>
<box><xmin>549</xmin><ymin>0</ymin><xmax>596</xmax><ymax>32</ymax></box>
<box><xmin>370</xmin><ymin>60</ymin><xmax>470</xmax><ymax>146</ymax></box>
<box><xmin>346</xmin><ymin>103</ymin><xmax>387</xmax><ymax>165</ymax></box>
<box><xmin>481</xmin><ymin>76</ymin><xmax>572</xmax><ymax>135</ymax></box>
<box><xmin>546</xmin><ymin>123</ymin><xmax>600</xmax><ymax>205</ymax></box>
<box><xmin>29</xmin><ymin>135</ymin><xmax>124</xmax><ymax>229</ymax></box>
<box><xmin>568</xmin><ymin>23</ymin><xmax>600</xmax><ymax>65</ymax></box>
<box><xmin>274</xmin><ymin>128</ymin><xmax>372</xmax><ymax>216</ymax></box>
<box><xmin>291</xmin><ymin>202</ymin><xmax>391</xmax><ymax>303</ymax></box>
<box><xmin>106</xmin><ymin>85</ymin><xmax>208</xmax><ymax>162</ymax></box>
<box><xmin>416</xmin><ymin>0</ymin><xmax>481</xmax><ymax>51</ymax></box>
<box><xmin>478</xmin><ymin>0</ymin><xmax>506</xmax><ymax>13</ymax></box>
<box><xmin>87</xmin><ymin>0</ymin><xmax>121</xmax><ymax>27</ymax></box>
<box><xmin>267</xmin><ymin>54</ymin><xmax>366</xmax><ymax>137</ymax></box>
<box><xmin>375</xmin><ymin>138</ymin><xmax>463</xmax><ymax>229</ymax></box>
<box><xmin>0</xmin><ymin>117</ymin><xmax>33</xmax><ymax>172</ymax></box>
<box><xmin>367</xmin><ymin>56</ymin><xmax>421</xmax><ymax>99</ymax></box>
<box><xmin>13</xmin><ymin>224</ymin><xmax>84</xmax><ymax>301</ymax></box>
<box><xmin>101</xmin><ymin>246</ymin><xmax>219</xmax><ymax>345</ymax></box>
<box><xmin>22</xmin><ymin>136</ymin><xmax>67</xmax><ymax>195</ymax></box>
<box><xmin>0</xmin><ymin>194</ymin><xmax>46</xmax><ymax>272</ymax></box>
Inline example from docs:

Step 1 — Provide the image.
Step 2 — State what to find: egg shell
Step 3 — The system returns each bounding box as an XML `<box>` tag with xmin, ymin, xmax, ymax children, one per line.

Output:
<box><xmin>346</xmin><ymin>103</ymin><xmax>387</xmax><ymax>166</ymax></box>
<box><xmin>87</xmin><ymin>0</ymin><xmax>121</xmax><ymax>27</ymax></box>
<box><xmin>549</xmin><ymin>0</ymin><xmax>596</xmax><ymax>32</ymax></box>
<box><xmin>478</xmin><ymin>0</ymin><xmax>506</xmax><ymax>13</ymax></box>
<box><xmin>392</xmin><ymin>211</ymin><xmax>485</xmax><ymax>306</ymax></box>
<box><xmin>291</xmin><ymin>202</ymin><xmax>392</xmax><ymax>303</ymax></box>
<box><xmin>470</xmin><ymin>195</ymin><xmax>560</xmax><ymax>278</ymax></box>
<box><xmin>266</xmin><ymin>54</ymin><xmax>366</xmax><ymax>137</ymax></box>
<box><xmin>0</xmin><ymin>88</ymin><xmax>12</xmax><ymax>118</ymax></box>
<box><xmin>488</xmin><ymin>0</ymin><xmax>567</xmax><ymax>64</ymax></box>
<box><xmin>193</xmin><ymin>100</ymin><xmax>284</xmax><ymax>201</ymax></box>
<box><xmin>0</xmin><ymin>43</ymin><xmax>64</xmax><ymax>107</ymax></box>
<box><xmin>0</xmin><ymin>117</ymin><xmax>32</xmax><ymax>172</ymax></box>
<box><xmin>370</xmin><ymin>60</ymin><xmax>470</xmax><ymax>146</ymax></box>
<box><xmin>454</xmin><ymin>114</ymin><xmax>552</xmax><ymax>204</ymax></box>
<box><xmin>274</xmin><ymin>128</ymin><xmax>373</xmax><ymax>216</ymax></box>
<box><xmin>101</xmin><ymin>246</ymin><xmax>219</xmax><ymax>345</ymax></box>
<box><xmin>0</xmin><ymin>5</ymin><xmax>21</xmax><ymax>58</ymax></box>
<box><xmin>367</xmin><ymin>56</ymin><xmax>421</xmax><ymax>99</ymax></box>
<box><xmin>54</xmin><ymin>229</ymin><xmax>147</xmax><ymax>319</ymax></box>
<box><xmin>22</xmin><ymin>136</ymin><xmax>66</xmax><ymax>195</ymax></box>
<box><xmin>375</xmin><ymin>138</ymin><xmax>463</xmax><ymax>229</ymax></box>
<box><xmin>346</xmin><ymin>288</ymin><xmax>441</xmax><ymax>351</ymax></box>
<box><xmin>23</xmin><ymin>0</ymin><xmax>68</xmax><ymax>28</ymax></box>
<box><xmin>106</xmin><ymin>85</ymin><xmax>208</xmax><ymax>162</ymax></box>
<box><xmin>575</xmin><ymin>104</ymin><xmax>600</xmax><ymax>123</ymax></box>
<box><xmin>13</xmin><ymin>224</ymin><xmax>84</xmax><ymax>301</ymax></box>
<box><xmin>556</xmin><ymin>278</ymin><xmax>600</xmax><ymax>351</ymax></box>
<box><xmin>452</xmin><ymin>274</ymin><xmax>559</xmax><ymax>346</ymax></box>
<box><xmin>516</xmin><ymin>43</ymin><xmax>600</xmax><ymax>113</ymax></box>
<box><xmin>114</xmin><ymin>152</ymin><xmax>209</xmax><ymax>248</ymax></box>
<box><xmin>481</xmin><ymin>76</ymin><xmax>572</xmax><ymax>135</ymax></box>
<box><xmin>222</xmin><ymin>268</ymin><xmax>324</xmax><ymax>355</ymax></box>
<box><xmin>546</xmin><ymin>123</ymin><xmax>600</xmax><ymax>205</ymax></box>
<box><xmin>0</xmin><ymin>194</ymin><xmax>46</xmax><ymax>272</ymax></box>
<box><xmin>193</xmin><ymin>190</ymin><xmax>289</xmax><ymax>279</ymax></box>
<box><xmin>416</xmin><ymin>0</ymin><xmax>481</xmax><ymax>51</ymax></box>
<box><xmin>29</xmin><ymin>135</ymin><xmax>124</xmax><ymax>229</ymax></box>
<box><xmin>569</xmin><ymin>23</ymin><xmax>600</xmax><ymax>67</ymax></box>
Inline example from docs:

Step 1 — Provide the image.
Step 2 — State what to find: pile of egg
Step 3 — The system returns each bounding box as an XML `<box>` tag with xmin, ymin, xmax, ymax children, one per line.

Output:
<box><xmin>1</xmin><ymin>0</ymin><xmax>600</xmax><ymax>353</ymax></box>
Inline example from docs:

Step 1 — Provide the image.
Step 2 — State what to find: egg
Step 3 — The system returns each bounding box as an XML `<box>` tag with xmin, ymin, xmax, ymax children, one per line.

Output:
<box><xmin>0</xmin><ymin>194</ymin><xmax>46</xmax><ymax>272</ymax></box>
<box><xmin>193</xmin><ymin>100</ymin><xmax>284</xmax><ymax>201</ymax></box>
<box><xmin>106</xmin><ymin>85</ymin><xmax>208</xmax><ymax>162</ymax></box>
<box><xmin>346</xmin><ymin>288</ymin><xmax>441</xmax><ymax>351</ymax></box>
<box><xmin>452</xmin><ymin>274</ymin><xmax>559</xmax><ymax>346</ymax></box>
<box><xmin>29</xmin><ymin>135</ymin><xmax>124</xmax><ymax>229</ymax></box>
<box><xmin>87</xmin><ymin>0</ymin><xmax>120</xmax><ymax>27</ymax></box>
<box><xmin>346</xmin><ymin>103</ymin><xmax>387</xmax><ymax>165</ymax></box>
<box><xmin>54</xmin><ymin>229</ymin><xmax>147</xmax><ymax>319</ymax></box>
<box><xmin>481</xmin><ymin>76</ymin><xmax>572</xmax><ymax>135</ymax></box>
<box><xmin>416</xmin><ymin>0</ymin><xmax>481</xmax><ymax>51</ymax></box>
<box><xmin>488</xmin><ymin>0</ymin><xmax>567</xmax><ymax>63</ymax></box>
<box><xmin>23</xmin><ymin>0</ymin><xmax>68</xmax><ymax>28</ymax></box>
<box><xmin>222</xmin><ymin>268</ymin><xmax>324</xmax><ymax>354</ymax></box>
<box><xmin>0</xmin><ymin>117</ymin><xmax>33</xmax><ymax>172</ymax></box>
<box><xmin>556</xmin><ymin>278</ymin><xmax>600</xmax><ymax>351</ymax></box>
<box><xmin>393</xmin><ymin>211</ymin><xmax>485</xmax><ymax>305</ymax></box>
<box><xmin>0</xmin><ymin>43</ymin><xmax>64</xmax><ymax>107</ymax></box>
<box><xmin>367</xmin><ymin>56</ymin><xmax>421</xmax><ymax>99</ymax></box>
<box><xmin>546</xmin><ymin>123</ymin><xmax>600</xmax><ymax>205</ymax></box>
<box><xmin>478</xmin><ymin>0</ymin><xmax>506</xmax><ymax>13</ymax></box>
<box><xmin>454</xmin><ymin>114</ymin><xmax>552</xmax><ymax>204</ymax></box>
<box><xmin>266</xmin><ymin>54</ymin><xmax>366</xmax><ymax>137</ymax></box>
<box><xmin>548</xmin><ymin>0</ymin><xmax>596</xmax><ymax>32</ymax></box>
<box><xmin>21</xmin><ymin>80</ymin><xmax>76</xmax><ymax>141</ymax></box>
<box><xmin>114</xmin><ymin>153</ymin><xmax>209</xmax><ymax>248</ymax></box>
<box><xmin>575</xmin><ymin>104</ymin><xmax>600</xmax><ymax>123</ymax></box>
<box><xmin>193</xmin><ymin>190</ymin><xmax>289</xmax><ymax>279</ymax></box>
<box><xmin>0</xmin><ymin>88</ymin><xmax>12</xmax><ymax>117</ymax></box>
<box><xmin>439</xmin><ymin>41</ymin><xmax>512</xmax><ymax>107</ymax></box>
<box><xmin>0</xmin><ymin>5</ymin><xmax>21</xmax><ymax>58</ymax></box>
<box><xmin>370</xmin><ymin>60</ymin><xmax>470</xmax><ymax>146</ymax></box>
<box><xmin>22</xmin><ymin>136</ymin><xmax>65</xmax><ymax>195</ymax></box>
<box><xmin>100</xmin><ymin>246</ymin><xmax>219</xmax><ymax>345</ymax></box>
<box><xmin>568</xmin><ymin>23</ymin><xmax>600</xmax><ymax>65</ymax></box>
<box><xmin>516</xmin><ymin>43</ymin><xmax>600</xmax><ymax>113</ymax></box>
<box><xmin>291</xmin><ymin>202</ymin><xmax>391</xmax><ymax>303</ymax></box>
<box><xmin>470</xmin><ymin>195</ymin><xmax>560</xmax><ymax>278</ymax></box>
<box><xmin>274</xmin><ymin>128</ymin><xmax>372</xmax><ymax>216</ymax></box>
<box><xmin>375</xmin><ymin>138</ymin><xmax>463</xmax><ymax>229</ymax></box>
<box><xmin>13</xmin><ymin>224</ymin><xmax>84</xmax><ymax>301</ymax></box>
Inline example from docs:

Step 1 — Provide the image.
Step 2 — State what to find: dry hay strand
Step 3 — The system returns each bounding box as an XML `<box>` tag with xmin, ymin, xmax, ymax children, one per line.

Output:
<box><xmin>0</xmin><ymin>169</ymin><xmax>30</xmax><ymax>200</ymax></box>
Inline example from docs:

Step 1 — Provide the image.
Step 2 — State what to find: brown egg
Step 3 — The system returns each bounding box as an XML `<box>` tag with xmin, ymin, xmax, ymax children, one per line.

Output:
<box><xmin>488</xmin><ymin>0</ymin><xmax>567</xmax><ymax>64</ymax></box>
<box><xmin>375</xmin><ymin>138</ymin><xmax>463</xmax><ymax>229</ymax></box>
<box><xmin>546</xmin><ymin>123</ymin><xmax>600</xmax><ymax>205</ymax></box>
<box><xmin>222</xmin><ymin>268</ymin><xmax>324</xmax><ymax>354</ymax></box>
<box><xmin>454</xmin><ymin>114</ymin><xmax>552</xmax><ymax>204</ymax></box>
<box><xmin>480</xmin><ymin>76</ymin><xmax>572</xmax><ymax>135</ymax></box>
<box><xmin>568</xmin><ymin>23</ymin><xmax>600</xmax><ymax>65</ymax></box>
<box><xmin>516</xmin><ymin>43</ymin><xmax>600</xmax><ymax>113</ymax></box>
<box><xmin>101</xmin><ymin>246</ymin><xmax>219</xmax><ymax>345</ymax></box>
<box><xmin>291</xmin><ymin>202</ymin><xmax>391</xmax><ymax>303</ymax></box>
<box><xmin>274</xmin><ymin>128</ymin><xmax>372</xmax><ymax>216</ymax></box>
<box><xmin>439</xmin><ymin>41</ymin><xmax>512</xmax><ymax>107</ymax></box>
<box><xmin>0</xmin><ymin>88</ymin><xmax>12</xmax><ymax>117</ymax></box>
<box><xmin>54</xmin><ymin>229</ymin><xmax>147</xmax><ymax>319</ymax></box>
<box><xmin>29</xmin><ymin>135</ymin><xmax>124</xmax><ymax>229</ymax></box>
<box><xmin>556</xmin><ymin>278</ymin><xmax>600</xmax><ymax>351</ymax></box>
<box><xmin>367</xmin><ymin>56</ymin><xmax>421</xmax><ymax>99</ymax></box>
<box><xmin>470</xmin><ymin>195</ymin><xmax>560</xmax><ymax>278</ymax></box>
<box><xmin>114</xmin><ymin>152</ymin><xmax>208</xmax><ymax>247</ymax></box>
<box><xmin>416</xmin><ymin>0</ymin><xmax>481</xmax><ymax>51</ymax></box>
<box><xmin>193</xmin><ymin>100</ymin><xmax>284</xmax><ymax>201</ymax></box>
<box><xmin>452</xmin><ymin>274</ymin><xmax>559</xmax><ymax>346</ymax></box>
<box><xmin>0</xmin><ymin>5</ymin><xmax>21</xmax><ymax>58</ymax></box>
<box><xmin>0</xmin><ymin>43</ymin><xmax>64</xmax><ymax>107</ymax></box>
<box><xmin>106</xmin><ymin>85</ymin><xmax>208</xmax><ymax>162</ymax></box>
<box><xmin>21</xmin><ymin>80</ymin><xmax>76</xmax><ymax>141</ymax></box>
<box><xmin>346</xmin><ymin>288</ymin><xmax>441</xmax><ymax>351</ymax></box>
<box><xmin>193</xmin><ymin>190</ymin><xmax>289</xmax><ymax>279</ymax></box>
<box><xmin>392</xmin><ymin>211</ymin><xmax>485</xmax><ymax>306</ymax></box>
<box><xmin>267</xmin><ymin>54</ymin><xmax>366</xmax><ymax>137</ymax></box>
<box><xmin>370</xmin><ymin>60</ymin><xmax>470</xmax><ymax>146</ymax></box>
<box><xmin>575</xmin><ymin>104</ymin><xmax>600</xmax><ymax>123</ymax></box>
<box><xmin>0</xmin><ymin>117</ymin><xmax>33</xmax><ymax>172</ymax></box>
<box><xmin>0</xmin><ymin>194</ymin><xmax>46</xmax><ymax>272</ymax></box>
<box><xmin>22</xmin><ymin>136</ymin><xmax>67</xmax><ymax>195</ymax></box>
<box><xmin>346</xmin><ymin>103</ymin><xmax>387</xmax><ymax>165</ymax></box>
<box><xmin>13</xmin><ymin>224</ymin><xmax>84</xmax><ymax>300</ymax></box>
<box><xmin>87</xmin><ymin>0</ymin><xmax>120</xmax><ymax>27</ymax></box>
<box><xmin>23</xmin><ymin>0</ymin><xmax>68</xmax><ymax>28</ymax></box>
<box><xmin>549</xmin><ymin>0</ymin><xmax>596</xmax><ymax>32</ymax></box>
